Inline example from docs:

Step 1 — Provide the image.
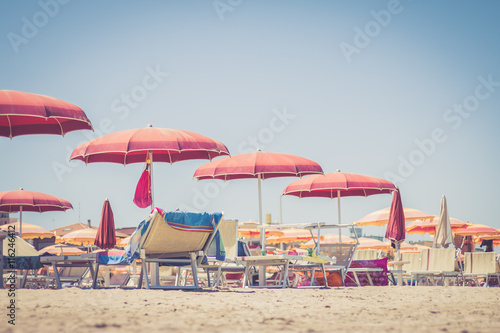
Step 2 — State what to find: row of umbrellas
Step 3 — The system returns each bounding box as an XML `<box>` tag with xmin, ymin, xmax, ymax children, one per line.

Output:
<box><xmin>1</xmin><ymin>90</ymin><xmax>405</xmax><ymax>251</ymax></box>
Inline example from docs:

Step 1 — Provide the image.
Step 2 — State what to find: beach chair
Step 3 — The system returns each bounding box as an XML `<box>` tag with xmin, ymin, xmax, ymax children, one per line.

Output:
<box><xmin>126</xmin><ymin>208</ymin><xmax>223</xmax><ymax>290</ymax></box>
<box><xmin>352</xmin><ymin>249</ymin><xmax>379</xmax><ymax>260</ymax></box>
<box><xmin>197</xmin><ymin>220</ymin><xmax>253</xmax><ymax>288</ymax></box>
<box><xmin>409</xmin><ymin>248</ymin><xmax>461</xmax><ymax>286</ymax></box>
<box><xmin>462</xmin><ymin>252</ymin><xmax>500</xmax><ymax>287</ymax></box>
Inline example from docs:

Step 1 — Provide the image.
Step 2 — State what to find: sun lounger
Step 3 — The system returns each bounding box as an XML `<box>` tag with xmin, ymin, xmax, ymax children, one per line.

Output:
<box><xmin>462</xmin><ymin>252</ymin><xmax>500</xmax><ymax>287</ymax></box>
<box><xmin>126</xmin><ymin>208</ymin><xmax>223</xmax><ymax>290</ymax></box>
<box><xmin>39</xmin><ymin>254</ymin><xmax>96</xmax><ymax>289</ymax></box>
<box><xmin>409</xmin><ymin>248</ymin><xmax>461</xmax><ymax>286</ymax></box>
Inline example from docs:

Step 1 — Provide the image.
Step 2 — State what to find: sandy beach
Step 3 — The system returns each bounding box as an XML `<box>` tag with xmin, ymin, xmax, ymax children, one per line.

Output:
<box><xmin>5</xmin><ymin>286</ymin><xmax>500</xmax><ymax>333</ymax></box>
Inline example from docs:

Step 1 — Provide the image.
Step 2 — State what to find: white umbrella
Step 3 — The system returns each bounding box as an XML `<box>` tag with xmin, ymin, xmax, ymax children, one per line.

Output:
<box><xmin>434</xmin><ymin>195</ymin><xmax>453</xmax><ymax>247</ymax></box>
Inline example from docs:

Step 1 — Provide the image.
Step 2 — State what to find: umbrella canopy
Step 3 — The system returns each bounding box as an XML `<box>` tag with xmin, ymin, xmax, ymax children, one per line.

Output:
<box><xmin>0</xmin><ymin>222</ymin><xmax>54</xmax><ymax>239</ymax></box>
<box><xmin>356</xmin><ymin>207</ymin><xmax>434</xmax><ymax>227</ymax></box>
<box><xmin>385</xmin><ymin>190</ymin><xmax>406</xmax><ymax>244</ymax></box>
<box><xmin>301</xmin><ymin>233</ymin><xmax>356</xmax><ymax>248</ymax></box>
<box><xmin>0</xmin><ymin>90</ymin><xmax>93</xmax><ymax>138</ymax></box>
<box><xmin>283</xmin><ymin>170</ymin><xmax>396</xmax><ymax>199</ymax></box>
<box><xmin>454</xmin><ymin>223</ymin><xmax>500</xmax><ymax>236</ymax></box>
<box><xmin>56</xmin><ymin>228</ymin><xmax>98</xmax><ymax>245</ymax></box>
<box><xmin>434</xmin><ymin>196</ymin><xmax>453</xmax><ymax>247</ymax></box>
<box><xmin>357</xmin><ymin>237</ymin><xmax>389</xmax><ymax>250</ymax></box>
<box><xmin>70</xmin><ymin>125</ymin><xmax>229</xmax><ymax>165</ymax></box>
<box><xmin>238</xmin><ymin>226</ymin><xmax>284</xmax><ymax>239</ymax></box>
<box><xmin>406</xmin><ymin>217</ymin><xmax>468</xmax><ymax>235</ymax></box>
<box><xmin>70</xmin><ymin>125</ymin><xmax>230</xmax><ymax>208</ymax></box>
<box><xmin>194</xmin><ymin>150</ymin><xmax>323</xmax><ymax>247</ymax></box>
<box><xmin>2</xmin><ymin>236</ymin><xmax>40</xmax><ymax>256</ymax></box>
<box><xmin>266</xmin><ymin>228</ymin><xmax>321</xmax><ymax>245</ymax></box>
<box><xmin>38</xmin><ymin>244</ymin><xmax>85</xmax><ymax>255</ymax></box>
<box><xmin>282</xmin><ymin>171</ymin><xmax>396</xmax><ymax>244</ymax></box>
<box><xmin>94</xmin><ymin>199</ymin><xmax>116</xmax><ymax>250</ymax></box>
<box><xmin>0</xmin><ymin>189</ymin><xmax>72</xmax><ymax>237</ymax></box>
<box><xmin>194</xmin><ymin>150</ymin><xmax>323</xmax><ymax>180</ymax></box>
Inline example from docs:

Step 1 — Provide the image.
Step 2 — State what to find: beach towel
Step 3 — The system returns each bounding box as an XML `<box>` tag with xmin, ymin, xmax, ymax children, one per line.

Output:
<box><xmin>125</xmin><ymin>209</ymin><xmax>225</xmax><ymax>263</ymax></box>
<box><xmin>98</xmin><ymin>250</ymin><xmax>128</xmax><ymax>265</ymax></box>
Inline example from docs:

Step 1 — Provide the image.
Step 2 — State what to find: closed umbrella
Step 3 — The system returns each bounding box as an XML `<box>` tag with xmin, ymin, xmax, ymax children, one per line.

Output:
<box><xmin>0</xmin><ymin>90</ymin><xmax>92</xmax><ymax>138</ymax></box>
<box><xmin>385</xmin><ymin>189</ymin><xmax>406</xmax><ymax>245</ymax></box>
<box><xmin>0</xmin><ymin>188</ymin><xmax>72</xmax><ymax>237</ymax></box>
<box><xmin>94</xmin><ymin>199</ymin><xmax>116</xmax><ymax>250</ymax></box>
<box><xmin>434</xmin><ymin>196</ymin><xmax>453</xmax><ymax>248</ymax></box>
<box><xmin>70</xmin><ymin>125</ymin><xmax>230</xmax><ymax>208</ymax></box>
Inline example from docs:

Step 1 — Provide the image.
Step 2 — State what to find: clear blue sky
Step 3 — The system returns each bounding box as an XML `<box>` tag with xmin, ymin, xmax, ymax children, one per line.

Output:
<box><xmin>1</xmin><ymin>0</ymin><xmax>499</xmax><ymax>243</ymax></box>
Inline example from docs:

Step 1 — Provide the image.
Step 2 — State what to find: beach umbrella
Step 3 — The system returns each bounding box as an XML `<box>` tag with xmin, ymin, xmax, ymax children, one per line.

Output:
<box><xmin>283</xmin><ymin>170</ymin><xmax>396</xmax><ymax>242</ymax></box>
<box><xmin>70</xmin><ymin>125</ymin><xmax>230</xmax><ymax>208</ymax></box>
<box><xmin>357</xmin><ymin>237</ymin><xmax>389</xmax><ymax>250</ymax></box>
<box><xmin>0</xmin><ymin>222</ymin><xmax>55</xmax><ymax>239</ymax></box>
<box><xmin>2</xmin><ymin>236</ymin><xmax>40</xmax><ymax>256</ymax></box>
<box><xmin>301</xmin><ymin>233</ymin><xmax>355</xmax><ymax>248</ymax></box>
<box><xmin>0</xmin><ymin>189</ymin><xmax>72</xmax><ymax>237</ymax></box>
<box><xmin>57</xmin><ymin>228</ymin><xmax>98</xmax><ymax>245</ymax></box>
<box><xmin>38</xmin><ymin>244</ymin><xmax>85</xmax><ymax>255</ymax></box>
<box><xmin>406</xmin><ymin>217</ymin><xmax>468</xmax><ymax>235</ymax></box>
<box><xmin>0</xmin><ymin>90</ymin><xmax>93</xmax><ymax>138</ymax></box>
<box><xmin>238</xmin><ymin>222</ymin><xmax>284</xmax><ymax>239</ymax></box>
<box><xmin>473</xmin><ymin>233</ymin><xmax>500</xmax><ymax>247</ymax></box>
<box><xmin>454</xmin><ymin>223</ymin><xmax>500</xmax><ymax>236</ymax></box>
<box><xmin>267</xmin><ymin>228</ymin><xmax>321</xmax><ymax>245</ymax></box>
<box><xmin>385</xmin><ymin>189</ymin><xmax>406</xmax><ymax>245</ymax></box>
<box><xmin>194</xmin><ymin>150</ymin><xmax>323</xmax><ymax>247</ymax></box>
<box><xmin>94</xmin><ymin>199</ymin><xmax>116</xmax><ymax>250</ymax></box>
<box><xmin>356</xmin><ymin>207</ymin><xmax>434</xmax><ymax>227</ymax></box>
<box><xmin>434</xmin><ymin>196</ymin><xmax>453</xmax><ymax>248</ymax></box>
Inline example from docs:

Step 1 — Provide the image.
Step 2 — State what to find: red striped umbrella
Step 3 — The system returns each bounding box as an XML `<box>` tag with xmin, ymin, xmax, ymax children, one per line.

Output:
<box><xmin>194</xmin><ymin>150</ymin><xmax>323</xmax><ymax>243</ymax></box>
<box><xmin>0</xmin><ymin>188</ymin><xmax>72</xmax><ymax>237</ymax></box>
<box><xmin>0</xmin><ymin>90</ymin><xmax>93</xmax><ymax>138</ymax></box>
<box><xmin>283</xmin><ymin>171</ymin><xmax>396</xmax><ymax>228</ymax></box>
<box><xmin>70</xmin><ymin>125</ymin><xmax>230</xmax><ymax>208</ymax></box>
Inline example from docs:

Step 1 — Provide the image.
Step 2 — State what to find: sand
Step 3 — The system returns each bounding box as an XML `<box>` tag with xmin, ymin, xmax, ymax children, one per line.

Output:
<box><xmin>4</xmin><ymin>286</ymin><xmax>500</xmax><ymax>333</ymax></box>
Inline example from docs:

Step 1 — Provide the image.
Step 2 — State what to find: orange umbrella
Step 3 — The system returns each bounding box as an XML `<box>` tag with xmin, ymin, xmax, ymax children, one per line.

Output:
<box><xmin>356</xmin><ymin>207</ymin><xmax>434</xmax><ymax>227</ymax></box>
<box><xmin>473</xmin><ymin>233</ymin><xmax>500</xmax><ymax>247</ymax></box>
<box><xmin>38</xmin><ymin>244</ymin><xmax>85</xmax><ymax>255</ymax></box>
<box><xmin>0</xmin><ymin>222</ymin><xmax>54</xmax><ymax>239</ymax></box>
<box><xmin>238</xmin><ymin>221</ymin><xmax>284</xmax><ymax>239</ymax></box>
<box><xmin>357</xmin><ymin>237</ymin><xmax>389</xmax><ymax>250</ymax></box>
<box><xmin>56</xmin><ymin>228</ymin><xmax>99</xmax><ymax>245</ymax></box>
<box><xmin>266</xmin><ymin>228</ymin><xmax>320</xmax><ymax>245</ymax></box>
<box><xmin>301</xmin><ymin>233</ymin><xmax>355</xmax><ymax>248</ymax></box>
<box><xmin>454</xmin><ymin>223</ymin><xmax>499</xmax><ymax>236</ymax></box>
<box><xmin>406</xmin><ymin>217</ymin><xmax>468</xmax><ymax>235</ymax></box>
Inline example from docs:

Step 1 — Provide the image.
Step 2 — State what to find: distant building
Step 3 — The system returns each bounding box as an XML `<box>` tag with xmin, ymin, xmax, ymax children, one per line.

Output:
<box><xmin>51</xmin><ymin>222</ymin><xmax>98</xmax><ymax>237</ymax></box>
<box><xmin>0</xmin><ymin>212</ymin><xmax>16</xmax><ymax>226</ymax></box>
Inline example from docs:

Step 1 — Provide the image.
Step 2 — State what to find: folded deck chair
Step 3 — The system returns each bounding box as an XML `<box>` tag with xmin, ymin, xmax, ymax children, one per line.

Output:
<box><xmin>126</xmin><ymin>208</ymin><xmax>223</xmax><ymax>290</ymax></box>
<box><xmin>463</xmin><ymin>252</ymin><xmax>500</xmax><ymax>287</ymax></box>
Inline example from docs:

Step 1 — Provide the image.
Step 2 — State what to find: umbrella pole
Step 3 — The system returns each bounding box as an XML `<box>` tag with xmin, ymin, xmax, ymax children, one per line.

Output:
<box><xmin>337</xmin><ymin>189</ymin><xmax>342</xmax><ymax>244</ymax></box>
<box><xmin>19</xmin><ymin>206</ymin><xmax>23</xmax><ymax>238</ymax></box>
<box><xmin>279</xmin><ymin>194</ymin><xmax>283</xmax><ymax>224</ymax></box>
<box><xmin>258</xmin><ymin>174</ymin><xmax>266</xmax><ymax>286</ymax></box>
<box><xmin>149</xmin><ymin>150</ymin><xmax>154</xmax><ymax>209</ymax></box>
